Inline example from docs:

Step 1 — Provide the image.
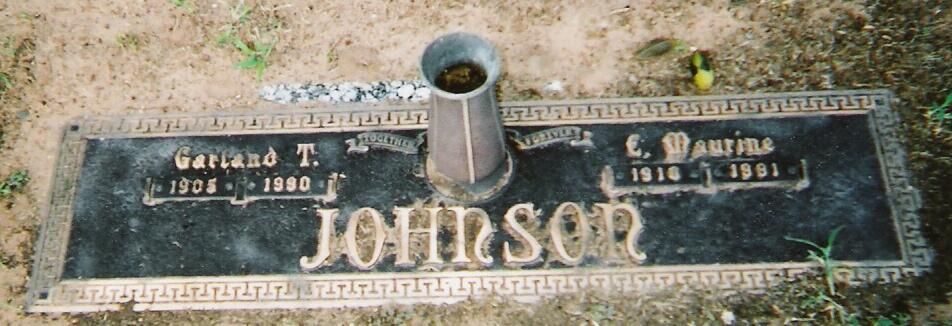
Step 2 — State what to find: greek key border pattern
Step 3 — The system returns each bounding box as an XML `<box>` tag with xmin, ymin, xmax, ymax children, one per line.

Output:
<box><xmin>25</xmin><ymin>128</ymin><xmax>86</xmax><ymax>308</ymax></box>
<box><xmin>30</xmin><ymin>263</ymin><xmax>914</xmax><ymax>313</ymax></box>
<box><xmin>26</xmin><ymin>90</ymin><xmax>931</xmax><ymax>313</ymax></box>
<box><xmin>75</xmin><ymin>90</ymin><xmax>887</xmax><ymax>137</ymax></box>
<box><xmin>870</xmin><ymin>103</ymin><xmax>934</xmax><ymax>271</ymax></box>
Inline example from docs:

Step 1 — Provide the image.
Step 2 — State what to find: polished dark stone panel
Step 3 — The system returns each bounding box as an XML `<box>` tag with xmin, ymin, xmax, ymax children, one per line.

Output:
<box><xmin>61</xmin><ymin>114</ymin><xmax>899</xmax><ymax>279</ymax></box>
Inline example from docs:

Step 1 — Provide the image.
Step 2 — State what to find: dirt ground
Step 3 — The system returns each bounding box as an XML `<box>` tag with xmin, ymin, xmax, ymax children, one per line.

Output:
<box><xmin>0</xmin><ymin>0</ymin><xmax>950</xmax><ymax>324</ymax></box>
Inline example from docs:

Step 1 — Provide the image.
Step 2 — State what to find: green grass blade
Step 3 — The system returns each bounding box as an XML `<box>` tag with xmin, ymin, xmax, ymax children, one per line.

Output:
<box><xmin>255</xmin><ymin>62</ymin><xmax>265</xmax><ymax>80</ymax></box>
<box><xmin>827</xmin><ymin>226</ymin><xmax>845</xmax><ymax>249</ymax></box>
<box><xmin>784</xmin><ymin>236</ymin><xmax>822</xmax><ymax>250</ymax></box>
<box><xmin>0</xmin><ymin>73</ymin><xmax>11</xmax><ymax>91</ymax></box>
<box><xmin>232</xmin><ymin>39</ymin><xmax>252</xmax><ymax>55</ymax></box>
<box><xmin>235</xmin><ymin>57</ymin><xmax>259</xmax><ymax>69</ymax></box>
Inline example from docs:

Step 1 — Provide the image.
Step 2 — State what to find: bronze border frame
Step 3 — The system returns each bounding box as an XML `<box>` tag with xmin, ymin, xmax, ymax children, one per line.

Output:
<box><xmin>25</xmin><ymin>89</ymin><xmax>932</xmax><ymax>312</ymax></box>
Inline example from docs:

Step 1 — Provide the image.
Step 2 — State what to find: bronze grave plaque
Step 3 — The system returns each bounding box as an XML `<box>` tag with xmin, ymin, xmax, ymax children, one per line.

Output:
<box><xmin>25</xmin><ymin>90</ymin><xmax>932</xmax><ymax>312</ymax></box>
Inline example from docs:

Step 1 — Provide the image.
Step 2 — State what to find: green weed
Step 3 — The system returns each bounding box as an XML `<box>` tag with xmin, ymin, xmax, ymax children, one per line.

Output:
<box><xmin>873</xmin><ymin>313</ymin><xmax>911</xmax><ymax>326</ymax></box>
<box><xmin>169</xmin><ymin>0</ymin><xmax>192</xmax><ymax>12</ymax></box>
<box><xmin>216</xmin><ymin>25</ymin><xmax>239</xmax><ymax>46</ymax></box>
<box><xmin>115</xmin><ymin>33</ymin><xmax>141</xmax><ymax>51</ymax></box>
<box><xmin>635</xmin><ymin>38</ymin><xmax>688</xmax><ymax>60</ymax></box>
<box><xmin>0</xmin><ymin>299</ymin><xmax>15</xmax><ymax>313</ymax></box>
<box><xmin>785</xmin><ymin>226</ymin><xmax>854</xmax><ymax>323</ymax></box>
<box><xmin>926</xmin><ymin>90</ymin><xmax>952</xmax><ymax>132</ymax></box>
<box><xmin>232</xmin><ymin>37</ymin><xmax>275</xmax><ymax>81</ymax></box>
<box><xmin>0</xmin><ymin>170</ymin><xmax>29</xmax><ymax>198</ymax></box>
<box><xmin>16</xmin><ymin>11</ymin><xmax>33</xmax><ymax>22</ymax></box>
<box><xmin>0</xmin><ymin>37</ymin><xmax>18</xmax><ymax>97</ymax></box>
<box><xmin>785</xmin><ymin>226</ymin><xmax>845</xmax><ymax>296</ymax></box>
<box><xmin>229</xmin><ymin>0</ymin><xmax>253</xmax><ymax>22</ymax></box>
<box><xmin>326</xmin><ymin>47</ymin><xmax>338</xmax><ymax>64</ymax></box>
<box><xmin>1</xmin><ymin>37</ymin><xmax>16</xmax><ymax>58</ymax></box>
<box><xmin>583</xmin><ymin>302</ymin><xmax>616</xmax><ymax>324</ymax></box>
<box><xmin>0</xmin><ymin>73</ymin><xmax>11</xmax><ymax>95</ymax></box>
<box><xmin>215</xmin><ymin>1</ymin><xmax>279</xmax><ymax>81</ymax></box>
<box><xmin>365</xmin><ymin>309</ymin><xmax>415</xmax><ymax>326</ymax></box>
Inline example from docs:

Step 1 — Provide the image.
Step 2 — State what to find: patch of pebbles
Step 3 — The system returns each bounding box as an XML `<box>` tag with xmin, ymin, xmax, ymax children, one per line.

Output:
<box><xmin>260</xmin><ymin>80</ymin><xmax>432</xmax><ymax>104</ymax></box>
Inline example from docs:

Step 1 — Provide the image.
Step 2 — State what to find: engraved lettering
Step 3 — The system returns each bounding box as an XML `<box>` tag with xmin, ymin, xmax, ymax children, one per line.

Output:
<box><xmin>300</xmin><ymin>209</ymin><xmax>339</xmax><ymax>271</ymax></box>
<box><xmin>191</xmin><ymin>179</ymin><xmax>203</xmax><ymax>194</ymax></box>
<box><xmin>762</xmin><ymin>137</ymin><xmax>775</xmax><ymax>153</ymax></box>
<box><xmin>708</xmin><ymin>139</ymin><xmax>724</xmax><ymax>156</ymax></box>
<box><xmin>724</xmin><ymin>161</ymin><xmax>791</xmax><ymax>181</ymax></box>
<box><xmin>662</xmin><ymin>132</ymin><xmax>690</xmax><ymax>163</ymax></box>
<box><xmin>220</xmin><ymin>151</ymin><xmax>230</xmax><ymax>169</ymax></box>
<box><xmin>262</xmin><ymin>147</ymin><xmax>278</xmax><ymax>167</ymax></box>
<box><xmin>246</xmin><ymin>153</ymin><xmax>261</xmax><ymax>168</ymax></box>
<box><xmin>510</xmin><ymin>127</ymin><xmax>593</xmax><ymax>151</ymax></box>
<box><xmin>501</xmin><ymin>203</ymin><xmax>543</xmax><ymax>267</ymax></box>
<box><xmin>208</xmin><ymin>154</ymin><xmax>219</xmax><ymax>169</ymax></box>
<box><xmin>683</xmin><ymin>134</ymin><xmax>776</xmax><ymax>159</ymax></box>
<box><xmin>167</xmin><ymin>177</ymin><xmax>219</xmax><ymax>195</ymax></box>
<box><xmin>626</xmin><ymin>134</ymin><xmax>643</xmax><ymax>159</ymax></box>
<box><xmin>191</xmin><ymin>154</ymin><xmax>206</xmax><ymax>169</ymax></box>
<box><xmin>297</xmin><ymin>143</ymin><xmax>317</xmax><ymax>167</ymax></box>
<box><xmin>724</xmin><ymin>139</ymin><xmax>735</xmax><ymax>155</ymax></box>
<box><xmin>206</xmin><ymin>178</ymin><xmax>217</xmax><ymax>194</ymax></box>
<box><xmin>230</xmin><ymin>153</ymin><xmax>245</xmax><ymax>168</ymax></box>
<box><xmin>548</xmin><ymin>202</ymin><xmax>590</xmax><ymax>265</ymax></box>
<box><xmin>594</xmin><ymin>203</ymin><xmax>647</xmax><ymax>263</ymax></box>
<box><xmin>177</xmin><ymin>178</ymin><xmax>189</xmax><ymax>193</ymax></box>
<box><xmin>291</xmin><ymin>202</ymin><xmax>653</xmax><ymax>271</ymax></box>
<box><xmin>344</xmin><ymin>208</ymin><xmax>386</xmax><ymax>270</ymax></box>
<box><xmin>667</xmin><ymin>166</ymin><xmax>682</xmax><ymax>181</ymax></box>
<box><xmin>173</xmin><ymin>147</ymin><xmax>281</xmax><ymax>171</ymax></box>
<box><xmin>394</xmin><ymin>207</ymin><xmax>443</xmax><ymax>267</ymax></box>
<box><xmin>691</xmin><ymin>140</ymin><xmax>708</xmax><ymax>159</ymax></box>
<box><xmin>174</xmin><ymin>146</ymin><xmax>191</xmax><ymax>170</ymax></box>
<box><xmin>743</xmin><ymin>138</ymin><xmax>760</xmax><ymax>155</ymax></box>
<box><xmin>445</xmin><ymin>207</ymin><xmax>494</xmax><ymax>266</ymax></box>
<box><xmin>286</xmin><ymin>176</ymin><xmax>298</xmax><ymax>192</ymax></box>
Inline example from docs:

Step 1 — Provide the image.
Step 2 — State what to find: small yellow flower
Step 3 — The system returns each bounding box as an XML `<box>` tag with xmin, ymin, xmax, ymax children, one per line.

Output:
<box><xmin>690</xmin><ymin>52</ymin><xmax>714</xmax><ymax>91</ymax></box>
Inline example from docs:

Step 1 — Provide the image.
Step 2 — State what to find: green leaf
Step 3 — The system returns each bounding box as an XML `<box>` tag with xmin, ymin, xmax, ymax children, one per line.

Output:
<box><xmin>0</xmin><ymin>73</ymin><xmax>11</xmax><ymax>92</ymax></box>
<box><xmin>255</xmin><ymin>61</ymin><xmax>266</xmax><ymax>80</ymax></box>
<box><xmin>230</xmin><ymin>2</ymin><xmax>252</xmax><ymax>22</ymax></box>
<box><xmin>784</xmin><ymin>235</ymin><xmax>823</xmax><ymax>250</ymax></box>
<box><xmin>635</xmin><ymin>39</ymin><xmax>685</xmax><ymax>60</ymax></box>
<box><xmin>847</xmin><ymin>315</ymin><xmax>862</xmax><ymax>326</ymax></box>
<box><xmin>0</xmin><ymin>171</ymin><xmax>29</xmax><ymax>198</ymax></box>
<box><xmin>216</xmin><ymin>27</ymin><xmax>237</xmax><ymax>46</ymax></box>
<box><xmin>236</xmin><ymin>57</ymin><xmax>260</xmax><ymax>69</ymax></box>
<box><xmin>169</xmin><ymin>0</ymin><xmax>192</xmax><ymax>12</ymax></box>
<box><xmin>1</xmin><ymin>37</ymin><xmax>15</xmax><ymax>58</ymax></box>
<box><xmin>254</xmin><ymin>41</ymin><xmax>274</xmax><ymax>55</ymax></box>
<box><xmin>8</xmin><ymin>171</ymin><xmax>28</xmax><ymax>185</ymax></box>
<box><xmin>232</xmin><ymin>39</ymin><xmax>252</xmax><ymax>55</ymax></box>
<box><xmin>827</xmin><ymin>226</ymin><xmax>845</xmax><ymax>249</ymax></box>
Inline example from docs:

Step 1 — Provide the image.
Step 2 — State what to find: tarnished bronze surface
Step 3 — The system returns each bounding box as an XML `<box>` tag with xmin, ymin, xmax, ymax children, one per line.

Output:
<box><xmin>24</xmin><ymin>90</ymin><xmax>931</xmax><ymax>313</ymax></box>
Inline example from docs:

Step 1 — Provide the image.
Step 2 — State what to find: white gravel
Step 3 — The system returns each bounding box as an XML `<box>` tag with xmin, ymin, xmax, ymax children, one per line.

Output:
<box><xmin>543</xmin><ymin>80</ymin><xmax>564</xmax><ymax>93</ymax></box>
<box><xmin>259</xmin><ymin>80</ymin><xmax>431</xmax><ymax>104</ymax></box>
